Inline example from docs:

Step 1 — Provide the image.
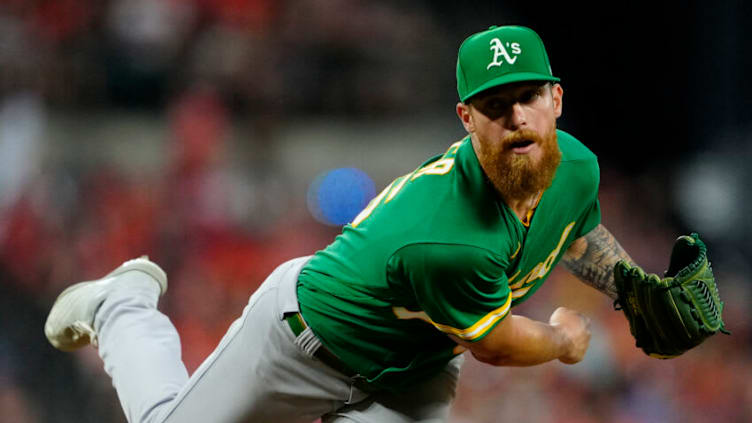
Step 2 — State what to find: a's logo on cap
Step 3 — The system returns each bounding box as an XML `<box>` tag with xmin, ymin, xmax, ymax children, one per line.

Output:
<box><xmin>486</xmin><ymin>38</ymin><xmax>522</xmax><ymax>70</ymax></box>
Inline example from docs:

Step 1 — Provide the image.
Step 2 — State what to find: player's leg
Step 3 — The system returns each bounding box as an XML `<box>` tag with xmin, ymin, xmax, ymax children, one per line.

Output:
<box><xmin>155</xmin><ymin>256</ymin><xmax>360</xmax><ymax>422</ymax></box>
<box><xmin>95</xmin><ymin>267</ymin><xmax>188</xmax><ymax>422</ymax></box>
<box><xmin>45</xmin><ymin>257</ymin><xmax>188</xmax><ymax>423</ymax></box>
<box><xmin>321</xmin><ymin>355</ymin><xmax>464</xmax><ymax>423</ymax></box>
<box><xmin>46</xmin><ymin>257</ymin><xmax>358</xmax><ymax>423</ymax></box>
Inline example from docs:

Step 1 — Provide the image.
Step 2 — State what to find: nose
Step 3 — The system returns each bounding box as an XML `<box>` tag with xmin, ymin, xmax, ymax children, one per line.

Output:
<box><xmin>507</xmin><ymin>102</ymin><xmax>527</xmax><ymax>130</ymax></box>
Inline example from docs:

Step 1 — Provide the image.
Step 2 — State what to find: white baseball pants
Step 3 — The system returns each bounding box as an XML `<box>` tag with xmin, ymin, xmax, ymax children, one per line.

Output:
<box><xmin>94</xmin><ymin>256</ymin><xmax>463</xmax><ymax>422</ymax></box>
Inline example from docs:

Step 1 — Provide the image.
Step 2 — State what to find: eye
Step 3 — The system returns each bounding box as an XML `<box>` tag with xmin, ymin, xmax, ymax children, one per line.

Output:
<box><xmin>486</xmin><ymin>98</ymin><xmax>504</xmax><ymax>109</ymax></box>
<box><xmin>519</xmin><ymin>88</ymin><xmax>541</xmax><ymax>104</ymax></box>
<box><xmin>476</xmin><ymin>97</ymin><xmax>509</xmax><ymax>119</ymax></box>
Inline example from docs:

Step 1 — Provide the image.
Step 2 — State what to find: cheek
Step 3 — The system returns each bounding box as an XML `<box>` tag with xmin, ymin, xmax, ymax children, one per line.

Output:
<box><xmin>475</xmin><ymin>120</ymin><xmax>505</xmax><ymax>141</ymax></box>
<box><xmin>530</xmin><ymin>119</ymin><xmax>550</xmax><ymax>140</ymax></box>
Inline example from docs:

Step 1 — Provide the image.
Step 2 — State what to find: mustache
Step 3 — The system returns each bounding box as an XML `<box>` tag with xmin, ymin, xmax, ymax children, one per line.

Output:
<box><xmin>500</xmin><ymin>129</ymin><xmax>545</xmax><ymax>150</ymax></box>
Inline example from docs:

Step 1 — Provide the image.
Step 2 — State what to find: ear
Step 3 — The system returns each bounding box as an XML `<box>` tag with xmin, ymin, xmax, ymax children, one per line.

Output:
<box><xmin>551</xmin><ymin>84</ymin><xmax>563</xmax><ymax>118</ymax></box>
<box><xmin>456</xmin><ymin>102</ymin><xmax>475</xmax><ymax>133</ymax></box>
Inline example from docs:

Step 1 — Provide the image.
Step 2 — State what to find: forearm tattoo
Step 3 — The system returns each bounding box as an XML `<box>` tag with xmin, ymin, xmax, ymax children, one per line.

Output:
<box><xmin>560</xmin><ymin>224</ymin><xmax>633</xmax><ymax>300</ymax></box>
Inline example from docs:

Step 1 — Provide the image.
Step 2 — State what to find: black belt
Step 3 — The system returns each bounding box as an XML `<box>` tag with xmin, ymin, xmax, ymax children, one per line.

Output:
<box><xmin>285</xmin><ymin>312</ymin><xmax>360</xmax><ymax>379</ymax></box>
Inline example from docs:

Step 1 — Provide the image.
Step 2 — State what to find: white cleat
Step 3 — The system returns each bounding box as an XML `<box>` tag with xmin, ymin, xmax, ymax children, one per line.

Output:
<box><xmin>44</xmin><ymin>256</ymin><xmax>167</xmax><ymax>351</ymax></box>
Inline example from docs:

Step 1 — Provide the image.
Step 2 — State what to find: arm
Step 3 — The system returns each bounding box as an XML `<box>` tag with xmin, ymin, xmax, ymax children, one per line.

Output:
<box><xmin>560</xmin><ymin>224</ymin><xmax>633</xmax><ymax>300</ymax></box>
<box><xmin>451</xmin><ymin>306</ymin><xmax>591</xmax><ymax>367</ymax></box>
<box><xmin>400</xmin><ymin>243</ymin><xmax>591</xmax><ymax>367</ymax></box>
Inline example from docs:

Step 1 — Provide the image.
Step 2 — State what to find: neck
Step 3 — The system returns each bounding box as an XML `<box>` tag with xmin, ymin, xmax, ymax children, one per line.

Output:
<box><xmin>503</xmin><ymin>191</ymin><xmax>541</xmax><ymax>223</ymax></box>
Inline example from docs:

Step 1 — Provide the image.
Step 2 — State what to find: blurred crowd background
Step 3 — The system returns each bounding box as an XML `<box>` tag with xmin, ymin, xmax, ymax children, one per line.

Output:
<box><xmin>1</xmin><ymin>1</ymin><xmax>750</xmax><ymax>422</ymax></box>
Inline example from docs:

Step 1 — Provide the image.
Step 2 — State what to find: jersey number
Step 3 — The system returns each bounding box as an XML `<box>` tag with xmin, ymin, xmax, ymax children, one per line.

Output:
<box><xmin>351</xmin><ymin>152</ymin><xmax>457</xmax><ymax>228</ymax></box>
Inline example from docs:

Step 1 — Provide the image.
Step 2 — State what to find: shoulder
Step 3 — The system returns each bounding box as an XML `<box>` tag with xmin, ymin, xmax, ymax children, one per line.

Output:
<box><xmin>551</xmin><ymin>130</ymin><xmax>600</xmax><ymax>198</ymax></box>
<box><xmin>556</xmin><ymin>129</ymin><xmax>599</xmax><ymax>182</ymax></box>
<box><xmin>556</xmin><ymin>129</ymin><xmax>598</xmax><ymax>163</ymax></box>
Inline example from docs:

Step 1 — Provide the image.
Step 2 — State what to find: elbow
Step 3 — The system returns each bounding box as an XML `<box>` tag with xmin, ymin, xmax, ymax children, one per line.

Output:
<box><xmin>470</xmin><ymin>349</ymin><xmax>512</xmax><ymax>367</ymax></box>
<box><xmin>464</xmin><ymin>335</ymin><xmax>517</xmax><ymax>367</ymax></box>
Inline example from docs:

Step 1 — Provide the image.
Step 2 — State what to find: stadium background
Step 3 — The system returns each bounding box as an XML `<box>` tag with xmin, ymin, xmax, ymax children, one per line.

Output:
<box><xmin>1</xmin><ymin>1</ymin><xmax>750</xmax><ymax>421</ymax></box>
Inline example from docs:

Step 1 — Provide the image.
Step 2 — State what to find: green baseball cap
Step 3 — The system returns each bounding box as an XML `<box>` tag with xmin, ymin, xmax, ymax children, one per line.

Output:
<box><xmin>456</xmin><ymin>25</ymin><xmax>560</xmax><ymax>102</ymax></box>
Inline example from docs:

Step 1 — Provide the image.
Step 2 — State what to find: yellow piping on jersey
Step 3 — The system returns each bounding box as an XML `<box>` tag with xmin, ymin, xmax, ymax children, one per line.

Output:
<box><xmin>509</xmin><ymin>242</ymin><xmax>521</xmax><ymax>259</ymax></box>
<box><xmin>509</xmin><ymin>221</ymin><xmax>576</xmax><ymax>290</ymax></box>
<box><xmin>444</xmin><ymin>140</ymin><xmax>462</xmax><ymax>157</ymax></box>
<box><xmin>385</xmin><ymin>175</ymin><xmax>410</xmax><ymax>203</ymax></box>
<box><xmin>393</xmin><ymin>293</ymin><xmax>512</xmax><ymax>341</ymax></box>
<box><xmin>507</xmin><ymin>269</ymin><xmax>521</xmax><ymax>284</ymax></box>
<box><xmin>520</xmin><ymin>192</ymin><xmax>543</xmax><ymax>227</ymax></box>
<box><xmin>512</xmin><ymin>286</ymin><xmax>531</xmax><ymax>299</ymax></box>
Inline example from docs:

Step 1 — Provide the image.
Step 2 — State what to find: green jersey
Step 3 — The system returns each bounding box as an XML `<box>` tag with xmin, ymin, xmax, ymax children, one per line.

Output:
<box><xmin>297</xmin><ymin>130</ymin><xmax>601</xmax><ymax>391</ymax></box>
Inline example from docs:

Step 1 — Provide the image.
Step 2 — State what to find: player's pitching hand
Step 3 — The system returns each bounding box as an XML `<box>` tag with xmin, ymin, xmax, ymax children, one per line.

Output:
<box><xmin>549</xmin><ymin>307</ymin><xmax>591</xmax><ymax>364</ymax></box>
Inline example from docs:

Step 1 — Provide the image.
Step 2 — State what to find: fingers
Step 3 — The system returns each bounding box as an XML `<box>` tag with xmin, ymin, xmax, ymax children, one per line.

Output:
<box><xmin>549</xmin><ymin>307</ymin><xmax>592</xmax><ymax>364</ymax></box>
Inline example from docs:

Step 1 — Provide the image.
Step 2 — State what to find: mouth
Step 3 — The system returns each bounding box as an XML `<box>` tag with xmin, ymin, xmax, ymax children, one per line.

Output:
<box><xmin>507</xmin><ymin>139</ymin><xmax>536</xmax><ymax>154</ymax></box>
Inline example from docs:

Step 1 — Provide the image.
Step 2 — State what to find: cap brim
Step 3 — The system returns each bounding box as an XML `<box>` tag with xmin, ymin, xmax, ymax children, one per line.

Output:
<box><xmin>461</xmin><ymin>72</ymin><xmax>560</xmax><ymax>102</ymax></box>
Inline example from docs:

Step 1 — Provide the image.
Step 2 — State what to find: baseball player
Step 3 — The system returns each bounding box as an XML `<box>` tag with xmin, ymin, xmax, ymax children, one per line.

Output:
<box><xmin>44</xmin><ymin>25</ymin><xmax>725</xmax><ymax>422</ymax></box>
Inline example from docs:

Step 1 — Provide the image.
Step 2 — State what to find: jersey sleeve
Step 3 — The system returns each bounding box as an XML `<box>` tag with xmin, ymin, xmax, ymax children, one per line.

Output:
<box><xmin>573</xmin><ymin>159</ymin><xmax>602</xmax><ymax>238</ymax></box>
<box><xmin>387</xmin><ymin>243</ymin><xmax>512</xmax><ymax>342</ymax></box>
<box><xmin>575</xmin><ymin>197</ymin><xmax>601</xmax><ymax>238</ymax></box>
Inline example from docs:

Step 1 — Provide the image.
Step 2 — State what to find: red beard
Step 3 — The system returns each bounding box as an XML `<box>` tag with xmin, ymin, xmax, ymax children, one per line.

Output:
<box><xmin>476</xmin><ymin>124</ymin><xmax>561</xmax><ymax>202</ymax></box>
